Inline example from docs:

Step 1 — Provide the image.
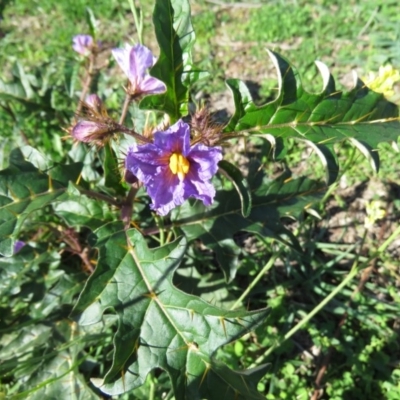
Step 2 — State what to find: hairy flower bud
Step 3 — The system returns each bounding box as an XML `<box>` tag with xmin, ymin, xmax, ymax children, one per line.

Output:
<box><xmin>71</xmin><ymin>121</ymin><xmax>111</xmax><ymax>143</ymax></box>
<box><xmin>191</xmin><ymin>105</ymin><xmax>223</xmax><ymax>146</ymax></box>
<box><xmin>70</xmin><ymin>94</ymin><xmax>120</xmax><ymax>146</ymax></box>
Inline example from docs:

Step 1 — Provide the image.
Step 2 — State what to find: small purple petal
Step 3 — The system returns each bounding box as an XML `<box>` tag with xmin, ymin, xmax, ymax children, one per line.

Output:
<box><xmin>188</xmin><ymin>145</ymin><xmax>222</xmax><ymax>180</ymax></box>
<box><xmin>72</xmin><ymin>35</ymin><xmax>93</xmax><ymax>55</ymax></box>
<box><xmin>125</xmin><ymin>120</ymin><xmax>222</xmax><ymax>215</ymax></box>
<box><xmin>112</xmin><ymin>45</ymin><xmax>132</xmax><ymax>81</ymax></box>
<box><xmin>140</xmin><ymin>75</ymin><xmax>167</xmax><ymax>94</ymax></box>
<box><xmin>153</xmin><ymin>120</ymin><xmax>191</xmax><ymax>155</ymax></box>
<box><xmin>13</xmin><ymin>240</ymin><xmax>25</xmax><ymax>254</ymax></box>
<box><xmin>130</xmin><ymin>44</ymin><xmax>154</xmax><ymax>77</ymax></box>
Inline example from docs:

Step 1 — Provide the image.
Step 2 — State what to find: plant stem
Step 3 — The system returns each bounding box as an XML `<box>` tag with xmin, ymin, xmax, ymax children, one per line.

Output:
<box><xmin>148</xmin><ymin>370</ymin><xmax>156</xmax><ymax>400</ymax></box>
<box><xmin>77</xmin><ymin>188</ymin><xmax>120</xmax><ymax>207</ymax></box>
<box><xmin>129</xmin><ymin>0</ymin><xmax>143</xmax><ymax>44</ymax></box>
<box><xmin>378</xmin><ymin>224</ymin><xmax>400</xmax><ymax>253</ymax></box>
<box><xmin>119</xmin><ymin>93</ymin><xmax>133</xmax><ymax>125</ymax></box>
<box><xmin>230</xmin><ymin>250</ymin><xmax>281</xmax><ymax>310</ymax></box>
<box><xmin>154</xmin><ymin>215</ymin><xmax>165</xmax><ymax>245</ymax></box>
<box><xmin>75</xmin><ymin>53</ymin><xmax>96</xmax><ymax>117</ymax></box>
<box><xmin>121</xmin><ymin>183</ymin><xmax>141</xmax><ymax>230</ymax></box>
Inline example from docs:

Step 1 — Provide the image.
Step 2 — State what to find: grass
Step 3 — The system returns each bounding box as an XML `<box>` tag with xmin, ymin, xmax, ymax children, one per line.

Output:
<box><xmin>1</xmin><ymin>0</ymin><xmax>400</xmax><ymax>399</ymax></box>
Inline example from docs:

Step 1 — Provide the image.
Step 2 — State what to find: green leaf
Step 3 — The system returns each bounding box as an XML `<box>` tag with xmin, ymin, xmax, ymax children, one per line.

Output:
<box><xmin>4</xmin><ymin>321</ymin><xmax>98</xmax><ymax>400</ymax></box>
<box><xmin>218</xmin><ymin>160</ymin><xmax>252</xmax><ymax>217</ymax></box>
<box><xmin>225</xmin><ymin>50</ymin><xmax>400</xmax><ymax>176</ymax></box>
<box><xmin>53</xmin><ymin>191</ymin><xmax>115</xmax><ymax>230</ymax></box>
<box><xmin>73</xmin><ymin>222</ymin><xmax>268</xmax><ymax>398</ymax></box>
<box><xmin>139</xmin><ymin>0</ymin><xmax>196</xmax><ymax>119</ymax></box>
<box><xmin>189</xmin><ymin>360</ymin><xmax>269</xmax><ymax>400</ymax></box>
<box><xmin>0</xmin><ymin>244</ymin><xmax>60</xmax><ymax>300</ymax></box>
<box><xmin>20</xmin><ymin>350</ymin><xmax>99</xmax><ymax>400</ymax></box>
<box><xmin>0</xmin><ymin>148</ymin><xmax>82</xmax><ymax>256</ymax></box>
<box><xmin>172</xmin><ymin>168</ymin><xmax>324</xmax><ymax>282</ymax></box>
<box><xmin>301</xmin><ymin>140</ymin><xmax>339</xmax><ymax>184</ymax></box>
<box><xmin>103</xmin><ymin>142</ymin><xmax>126</xmax><ymax>196</ymax></box>
<box><xmin>85</xmin><ymin>7</ymin><xmax>98</xmax><ymax>39</ymax></box>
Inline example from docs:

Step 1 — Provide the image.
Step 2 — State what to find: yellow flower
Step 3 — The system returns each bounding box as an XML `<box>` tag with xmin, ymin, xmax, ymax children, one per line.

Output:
<box><xmin>364</xmin><ymin>200</ymin><xmax>386</xmax><ymax>229</ymax></box>
<box><xmin>363</xmin><ymin>65</ymin><xmax>400</xmax><ymax>98</ymax></box>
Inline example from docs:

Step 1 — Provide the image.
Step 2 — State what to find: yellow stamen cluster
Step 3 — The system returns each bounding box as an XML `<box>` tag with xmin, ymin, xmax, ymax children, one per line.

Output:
<box><xmin>169</xmin><ymin>152</ymin><xmax>190</xmax><ymax>181</ymax></box>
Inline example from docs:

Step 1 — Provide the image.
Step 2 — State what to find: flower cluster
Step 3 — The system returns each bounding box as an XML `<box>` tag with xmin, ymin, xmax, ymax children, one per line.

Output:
<box><xmin>125</xmin><ymin>120</ymin><xmax>222</xmax><ymax>215</ymax></box>
<box><xmin>70</xmin><ymin>37</ymin><xmax>221</xmax><ymax>214</ymax></box>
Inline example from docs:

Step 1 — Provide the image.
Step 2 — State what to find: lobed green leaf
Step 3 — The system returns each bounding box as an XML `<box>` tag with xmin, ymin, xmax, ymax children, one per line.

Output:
<box><xmin>225</xmin><ymin>51</ymin><xmax>400</xmax><ymax>178</ymax></box>
<box><xmin>73</xmin><ymin>222</ymin><xmax>268</xmax><ymax>398</ymax></box>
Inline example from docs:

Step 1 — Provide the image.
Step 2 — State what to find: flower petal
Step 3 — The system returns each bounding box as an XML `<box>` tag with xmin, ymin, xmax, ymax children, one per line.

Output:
<box><xmin>126</xmin><ymin>143</ymin><xmax>167</xmax><ymax>185</ymax></box>
<box><xmin>188</xmin><ymin>144</ymin><xmax>222</xmax><ymax>181</ymax></box>
<box><xmin>72</xmin><ymin>35</ymin><xmax>93</xmax><ymax>55</ymax></box>
<box><xmin>147</xmin><ymin>169</ymin><xmax>185</xmax><ymax>215</ymax></box>
<box><xmin>13</xmin><ymin>240</ymin><xmax>25</xmax><ymax>254</ymax></box>
<box><xmin>112</xmin><ymin>45</ymin><xmax>132</xmax><ymax>81</ymax></box>
<box><xmin>131</xmin><ymin>44</ymin><xmax>155</xmax><ymax>78</ymax></box>
<box><xmin>153</xmin><ymin>120</ymin><xmax>191</xmax><ymax>155</ymax></box>
<box><xmin>112</xmin><ymin>43</ymin><xmax>165</xmax><ymax>96</ymax></box>
<box><xmin>183</xmin><ymin>174</ymin><xmax>216</xmax><ymax>206</ymax></box>
<box><xmin>140</xmin><ymin>75</ymin><xmax>167</xmax><ymax>94</ymax></box>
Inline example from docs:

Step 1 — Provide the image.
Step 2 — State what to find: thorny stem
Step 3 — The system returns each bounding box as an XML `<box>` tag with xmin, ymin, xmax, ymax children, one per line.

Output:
<box><xmin>119</xmin><ymin>92</ymin><xmax>133</xmax><ymax>125</ymax></box>
<box><xmin>75</xmin><ymin>52</ymin><xmax>97</xmax><ymax>117</ymax></box>
<box><xmin>148</xmin><ymin>370</ymin><xmax>156</xmax><ymax>400</ymax></box>
<box><xmin>121</xmin><ymin>182</ymin><xmax>141</xmax><ymax>230</ymax></box>
<box><xmin>77</xmin><ymin>188</ymin><xmax>120</xmax><ymax>207</ymax></box>
<box><xmin>118</xmin><ymin>125</ymin><xmax>152</xmax><ymax>144</ymax></box>
<box><xmin>154</xmin><ymin>215</ymin><xmax>165</xmax><ymax>245</ymax></box>
<box><xmin>118</xmin><ymin>92</ymin><xmax>146</xmax><ymax>229</ymax></box>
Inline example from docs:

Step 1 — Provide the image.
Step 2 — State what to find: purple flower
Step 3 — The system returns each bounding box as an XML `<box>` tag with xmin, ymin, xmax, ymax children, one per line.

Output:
<box><xmin>72</xmin><ymin>34</ymin><xmax>96</xmax><ymax>55</ymax></box>
<box><xmin>126</xmin><ymin>120</ymin><xmax>222</xmax><ymax>215</ymax></box>
<box><xmin>112</xmin><ymin>43</ymin><xmax>166</xmax><ymax>96</ymax></box>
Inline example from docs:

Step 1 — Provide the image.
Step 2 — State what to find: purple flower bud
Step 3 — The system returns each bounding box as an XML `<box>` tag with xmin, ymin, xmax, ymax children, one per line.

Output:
<box><xmin>13</xmin><ymin>240</ymin><xmax>25</xmax><ymax>254</ymax></box>
<box><xmin>112</xmin><ymin>43</ymin><xmax>166</xmax><ymax>96</ymax></box>
<box><xmin>85</xmin><ymin>94</ymin><xmax>103</xmax><ymax>114</ymax></box>
<box><xmin>71</xmin><ymin>120</ymin><xmax>110</xmax><ymax>143</ymax></box>
<box><xmin>72</xmin><ymin>34</ymin><xmax>94</xmax><ymax>55</ymax></box>
<box><xmin>125</xmin><ymin>120</ymin><xmax>222</xmax><ymax>215</ymax></box>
